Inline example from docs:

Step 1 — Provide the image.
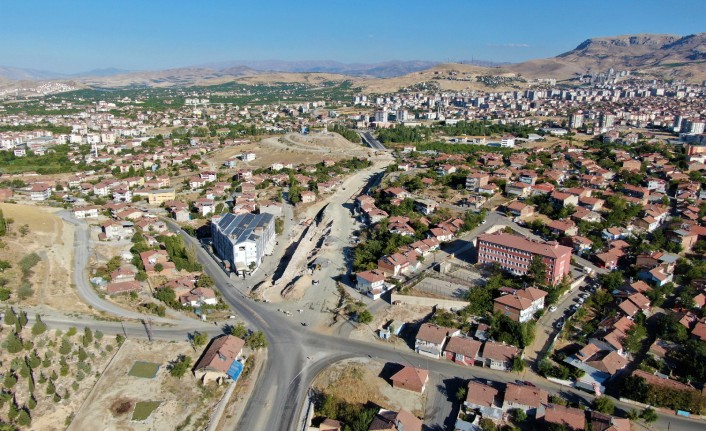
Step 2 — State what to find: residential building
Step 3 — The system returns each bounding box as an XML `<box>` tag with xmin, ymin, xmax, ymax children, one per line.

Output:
<box><xmin>368</xmin><ymin>409</ymin><xmax>422</xmax><ymax>431</ymax></box>
<box><xmin>502</xmin><ymin>383</ymin><xmax>548</xmax><ymax>417</ymax></box>
<box><xmin>356</xmin><ymin>269</ymin><xmax>390</xmax><ymax>300</ymax></box>
<box><xmin>543</xmin><ymin>404</ymin><xmax>586</xmax><ymax>431</ymax></box>
<box><xmin>390</xmin><ymin>366</ymin><xmax>428</xmax><ymax>393</ymax></box>
<box><xmin>193</xmin><ymin>335</ymin><xmax>245</xmax><ymax>384</ymax></box>
<box><xmin>493</xmin><ymin>288</ymin><xmax>548</xmax><ymax>323</ymax></box>
<box><xmin>414</xmin><ymin>323</ymin><xmax>460</xmax><ymax>358</ymax></box>
<box><xmin>444</xmin><ymin>337</ymin><xmax>481</xmax><ymax>366</ymax></box>
<box><xmin>211</xmin><ymin>213</ymin><xmax>275</xmax><ymax>276</ymax></box>
<box><xmin>481</xmin><ymin>342</ymin><xmax>520</xmax><ymax>371</ymax></box>
<box><xmin>464</xmin><ymin>381</ymin><xmax>503</xmax><ymax>420</ymax></box>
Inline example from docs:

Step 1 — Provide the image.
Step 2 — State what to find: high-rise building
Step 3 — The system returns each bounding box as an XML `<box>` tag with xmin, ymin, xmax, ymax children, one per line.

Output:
<box><xmin>374</xmin><ymin>109</ymin><xmax>388</xmax><ymax>123</ymax></box>
<box><xmin>569</xmin><ymin>113</ymin><xmax>583</xmax><ymax>129</ymax></box>
<box><xmin>599</xmin><ymin>113</ymin><xmax>615</xmax><ymax>130</ymax></box>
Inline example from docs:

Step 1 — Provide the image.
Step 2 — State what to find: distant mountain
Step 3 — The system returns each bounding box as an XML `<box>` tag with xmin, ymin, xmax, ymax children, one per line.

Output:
<box><xmin>0</xmin><ymin>66</ymin><xmax>64</xmax><ymax>80</ymax></box>
<box><xmin>1</xmin><ymin>33</ymin><xmax>704</xmax><ymax>93</ymax></box>
<box><xmin>510</xmin><ymin>33</ymin><xmax>706</xmax><ymax>82</ymax></box>
<box><xmin>70</xmin><ymin>68</ymin><xmax>133</xmax><ymax>78</ymax></box>
<box><xmin>202</xmin><ymin>60</ymin><xmax>442</xmax><ymax>78</ymax></box>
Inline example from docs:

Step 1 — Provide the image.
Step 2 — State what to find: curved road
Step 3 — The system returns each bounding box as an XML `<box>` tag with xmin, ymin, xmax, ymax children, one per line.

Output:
<box><xmin>59</xmin><ymin>211</ymin><xmax>206</xmax><ymax>325</ymax></box>
<box><xmin>37</xmin><ymin>171</ymin><xmax>703</xmax><ymax>431</ymax></box>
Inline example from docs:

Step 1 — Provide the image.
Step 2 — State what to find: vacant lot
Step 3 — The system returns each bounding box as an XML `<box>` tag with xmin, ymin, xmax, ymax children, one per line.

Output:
<box><xmin>69</xmin><ymin>339</ymin><xmax>225</xmax><ymax>431</ymax></box>
<box><xmin>314</xmin><ymin>358</ymin><xmax>425</xmax><ymax>418</ymax></box>
<box><xmin>207</xmin><ymin>132</ymin><xmax>373</xmax><ymax>170</ymax></box>
<box><xmin>0</xmin><ymin>203</ymin><xmax>93</xmax><ymax>313</ymax></box>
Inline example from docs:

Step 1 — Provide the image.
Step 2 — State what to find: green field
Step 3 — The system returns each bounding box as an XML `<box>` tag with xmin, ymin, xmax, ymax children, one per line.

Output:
<box><xmin>128</xmin><ymin>361</ymin><xmax>160</xmax><ymax>378</ymax></box>
<box><xmin>132</xmin><ymin>401</ymin><xmax>161</xmax><ymax>421</ymax></box>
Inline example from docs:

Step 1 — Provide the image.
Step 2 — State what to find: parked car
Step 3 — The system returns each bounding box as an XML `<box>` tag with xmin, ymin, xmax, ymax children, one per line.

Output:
<box><xmin>549</xmin><ymin>306</ymin><xmax>558</xmax><ymax>312</ymax></box>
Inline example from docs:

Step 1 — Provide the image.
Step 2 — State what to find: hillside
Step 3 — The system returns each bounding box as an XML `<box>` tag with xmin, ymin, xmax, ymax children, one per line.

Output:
<box><xmin>0</xmin><ymin>33</ymin><xmax>704</xmax><ymax>96</ymax></box>
<box><xmin>510</xmin><ymin>33</ymin><xmax>706</xmax><ymax>82</ymax></box>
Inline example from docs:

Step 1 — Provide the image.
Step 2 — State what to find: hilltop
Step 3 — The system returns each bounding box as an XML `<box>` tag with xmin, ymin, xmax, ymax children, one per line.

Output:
<box><xmin>509</xmin><ymin>33</ymin><xmax>706</xmax><ymax>82</ymax></box>
<box><xmin>0</xmin><ymin>33</ymin><xmax>704</xmax><ymax>96</ymax></box>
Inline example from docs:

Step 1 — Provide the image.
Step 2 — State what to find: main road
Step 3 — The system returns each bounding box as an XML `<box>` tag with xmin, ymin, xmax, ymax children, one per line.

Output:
<box><xmin>38</xmin><ymin>161</ymin><xmax>700</xmax><ymax>431</ymax></box>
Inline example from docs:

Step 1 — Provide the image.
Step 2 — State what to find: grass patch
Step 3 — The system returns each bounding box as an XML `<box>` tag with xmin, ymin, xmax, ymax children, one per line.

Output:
<box><xmin>132</xmin><ymin>401</ymin><xmax>161</xmax><ymax>421</ymax></box>
<box><xmin>128</xmin><ymin>361</ymin><xmax>160</xmax><ymax>378</ymax></box>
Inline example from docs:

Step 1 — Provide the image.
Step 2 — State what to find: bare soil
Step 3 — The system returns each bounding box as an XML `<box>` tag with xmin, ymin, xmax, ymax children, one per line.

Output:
<box><xmin>0</xmin><ymin>203</ymin><xmax>93</xmax><ymax>313</ymax></box>
<box><xmin>313</xmin><ymin>358</ymin><xmax>424</xmax><ymax>417</ymax></box>
<box><xmin>206</xmin><ymin>132</ymin><xmax>373</xmax><ymax>171</ymax></box>
<box><xmin>68</xmin><ymin>339</ymin><xmax>224</xmax><ymax>431</ymax></box>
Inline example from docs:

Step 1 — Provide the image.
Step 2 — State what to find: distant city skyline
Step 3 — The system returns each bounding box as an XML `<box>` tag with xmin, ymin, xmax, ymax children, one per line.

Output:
<box><xmin>1</xmin><ymin>0</ymin><xmax>704</xmax><ymax>74</ymax></box>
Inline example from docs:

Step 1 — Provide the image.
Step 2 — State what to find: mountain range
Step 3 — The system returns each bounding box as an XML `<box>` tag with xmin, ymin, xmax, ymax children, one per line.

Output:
<box><xmin>0</xmin><ymin>33</ymin><xmax>704</xmax><ymax>93</ymax></box>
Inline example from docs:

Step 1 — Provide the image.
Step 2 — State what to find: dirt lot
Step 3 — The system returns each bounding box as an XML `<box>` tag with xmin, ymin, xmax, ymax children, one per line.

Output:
<box><xmin>0</xmin><ymin>203</ymin><xmax>93</xmax><ymax>313</ymax></box>
<box><xmin>207</xmin><ymin>132</ymin><xmax>374</xmax><ymax>171</ymax></box>
<box><xmin>313</xmin><ymin>358</ymin><xmax>425</xmax><ymax>418</ymax></box>
<box><xmin>69</xmin><ymin>339</ymin><xmax>225</xmax><ymax>431</ymax></box>
<box><xmin>349</xmin><ymin>303</ymin><xmax>430</xmax><ymax>346</ymax></box>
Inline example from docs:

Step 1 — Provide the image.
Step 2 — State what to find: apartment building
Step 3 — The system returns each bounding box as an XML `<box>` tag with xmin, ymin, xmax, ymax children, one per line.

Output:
<box><xmin>211</xmin><ymin>212</ymin><xmax>275</xmax><ymax>276</ymax></box>
<box><xmin>476</xmin><ymin>233</ymin><xmax>572</xmax><ymax>285</ymax></box>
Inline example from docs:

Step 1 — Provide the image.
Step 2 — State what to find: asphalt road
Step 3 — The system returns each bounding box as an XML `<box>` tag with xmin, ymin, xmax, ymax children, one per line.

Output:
<box><xmin>359</xmin><ymin>131</ymin><xmax>387</xmax><ymax>150</ymax></box>
<box><xmin>59</xmin><ymin>211</ymin><xmax>194</xmax><ymax>324</ymax></box>
<box><xmin>40</xmin><ymin>178</ymin><xmax>702</xmax><ymax>431</ymax></box>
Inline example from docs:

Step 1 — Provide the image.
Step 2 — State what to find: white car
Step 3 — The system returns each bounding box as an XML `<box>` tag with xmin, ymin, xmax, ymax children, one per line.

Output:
<box><xmin>549</xmin><ymin>306</ymin><xmax>557</xmax><ymax>312</ymax></box>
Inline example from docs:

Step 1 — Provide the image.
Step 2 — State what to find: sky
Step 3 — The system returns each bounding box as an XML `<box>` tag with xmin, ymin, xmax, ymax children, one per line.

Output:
<box><xmin>1</xmin><ymin>0</ymin><xmax>704</xmax><ymax>73</ymax></box>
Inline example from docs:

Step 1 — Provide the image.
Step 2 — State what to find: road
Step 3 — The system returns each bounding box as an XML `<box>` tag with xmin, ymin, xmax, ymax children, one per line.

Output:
<box><xmin>59</xmin><ymin>211</ymin><xmax>199</xmax><ymax>324</ymax></box>
<box><xmin>358</xmin><ymin>131</ymin><xmax>387</xmax><ymax>150</ymax></box>
<box><xmin>33</xmin><ymin>176</ymin><xmax>701</xmax><ymax>431</ymax></box>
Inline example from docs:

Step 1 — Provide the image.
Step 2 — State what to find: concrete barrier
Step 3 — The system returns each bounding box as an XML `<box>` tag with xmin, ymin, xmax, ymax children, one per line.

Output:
<box><xmin>391</xmin><ymin>293</ymin><xmax>469</xmax><ymax>310</ymax></box>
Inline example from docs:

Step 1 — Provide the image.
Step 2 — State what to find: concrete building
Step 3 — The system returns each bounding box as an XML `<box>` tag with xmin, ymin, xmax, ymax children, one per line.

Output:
<box><xmin>476</xmin><ymin>233</ymin><xmax>572</xmax><ymax>285</ymax></box>
<box><xmin>211</xmin><ymin>213</ymin><xmax>275</xmax><ymax>276</ymax></box>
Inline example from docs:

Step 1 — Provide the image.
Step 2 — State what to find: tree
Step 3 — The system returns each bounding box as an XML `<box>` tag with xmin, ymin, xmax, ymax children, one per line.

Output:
<box><xmin>77</xmin><ymin>347</ymin><xmax>88</xmax><ymax>362</ymax></box>
<box><xmin>3</xmin><ymin>372</ymin><xmax>16</xmax><ymax>389</ymax></box>
<box><xmin>115</xmin><ymin>334</ymin><xmax>125</xmax><ymax>345</ymax></box>
<box><xmin>18</xmin><ymin>310</ymin><xmax>28</xmax><ymax>327</ymax></box>
<box><xmin>456</xmin><ymin>386</ymin><xmax>467</xmax><ymax>401</ymax></box>
<box><xmin>46</xmin><ymin>379</ymin><xmax>55</xmax><ymax>395</ymax></box>
<box><xmin>31</xmin><ymin>315</ymin><xmax>47</xmax><ymax>336</ymax></box>
<box><xmin>0</xmin><ymin>261</ymin><xmax>10</xmax><ymax>272</ymax></box>
<box><xmin>593</xmin><ymin>396</ymin><xmax>615</xmax><ymax>414</ymax></box>
<box><xmin>19</xmin><ymin>224</ymin><xmax>29</xmax><ymax>237</ymax></box>
<box><xmin>3</xmin><ymin>307</ymin><xmax>17</xmax><ymax>325</ymax></box>
<box><xmin>59</xmin><ymin>338</ymin><xmax>71</xmax><ymax>355</ymax></box>
<box><xmin>196</xmin><ymin>274</ymin><xmax>214</xmax><ymax>288</ymax></box>
<box><xmin>230</xmin><ymin>323</ymin><xmax>248</xmax><ymax>338</ymax></box>
<box><xmin>479</xmin><ymin>418</ymin><xmax>498</xmax><ymax>431</ymax></box>
<box><xmin>154</xmin><ymin>263</ymin><xmax>164</xmax><ymax>272</ymax></box>
<box><xmin>511</xmin><ymin>356</ymin><xmax>525</xmax><ymax>373</ymax></box>
<box><xmin>245</xmin><ymin>331</ymin><xmax>268</xmax><ymax>349</ymax></box>
<box><xmin>0</xmin><ymin>209</ymin><xmax>6</xmax><ymax>236</ymax></box>
<box><xmin>527</xmin><ymin>255</ymin><xmax>547</xmax><ymax>285</ymax></box>
<box><xmin>169</xmin><ymin>355</ymin><xmax>192</xmax><ymax>379</ymax></box>
<box><xmin>5</xmin><ymin>332</ymin><xmax>24</xmax><ymax>354</ymax></box>
<box><xmin>82</xmin><ymin>327</ymin><xmax>93</xmax><ymax>347</ymax></box>
<box><xmin>16</xmin><ymin>409</ymin><xmax>31</xmax><ymax>427</ymax></box>
<box><xmin>357</xmin><ymin>310</ymin><xmax>373</xmax><ymax>324</ymax></box>
<box><xmin>640</xmin><ymin>407</ymin><xmax>658</xmax><ymax>422</ymax></box>
<box><xmin>192</xmin><ymin>331</ymin><xmax>208</xmax><ymax>347</ymax></box>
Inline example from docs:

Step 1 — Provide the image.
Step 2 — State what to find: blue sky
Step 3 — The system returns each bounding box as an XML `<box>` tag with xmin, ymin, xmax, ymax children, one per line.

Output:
<box><xmin>1</xmin><ymin>0</ymin><xmax>704</xmax><ymax>73</ymax></box>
